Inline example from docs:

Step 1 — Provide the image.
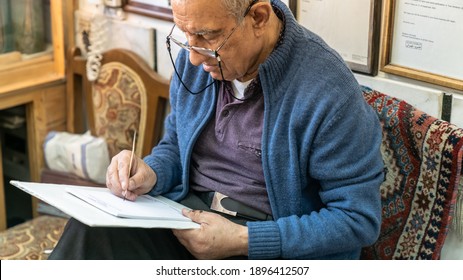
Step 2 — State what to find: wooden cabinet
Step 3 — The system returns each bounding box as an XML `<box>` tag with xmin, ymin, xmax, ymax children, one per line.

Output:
<box><xmin>0</xmin><ymin>0</ymin><xmax>65</xmax><ymax>92</ymax></box>
<box><xmin>0</xmin><ymin>0</ymin><xmax>67</xmax><ymax>230</ymax></box>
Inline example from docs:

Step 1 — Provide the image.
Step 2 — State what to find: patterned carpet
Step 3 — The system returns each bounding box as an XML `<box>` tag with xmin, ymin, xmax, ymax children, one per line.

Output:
<box><xmin>0</xmin><ymin>215</ymin><xmax>68</xmax><ymax>260</ymax></box>
<box><xmin>360</xmin><ymin>86</ymin><xmax>463</xmax><ymax>259</ymax></box>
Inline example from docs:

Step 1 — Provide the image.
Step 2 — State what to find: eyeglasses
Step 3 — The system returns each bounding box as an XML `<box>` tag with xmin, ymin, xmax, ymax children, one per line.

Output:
<box><xmin>166</xmin><ymin>0</ymin><xmax>259</xmax><ymax>95</ymax></box>
<box><xmin>167</xmin><ymin>24</ymin><xmax>238</xmax><ymax>62</ymax></box>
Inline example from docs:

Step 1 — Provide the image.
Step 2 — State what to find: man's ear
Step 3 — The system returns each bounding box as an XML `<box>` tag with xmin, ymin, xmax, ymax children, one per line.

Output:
<box><xmin>249</xmin><ymin>2</ymin><xmax>272</xmax><ymax>34</ymax></box>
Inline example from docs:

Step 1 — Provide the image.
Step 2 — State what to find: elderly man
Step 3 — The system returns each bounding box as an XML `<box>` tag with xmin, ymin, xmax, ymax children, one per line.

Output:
<box><xmin>50</xmin><ymin>0</ymin><xmax>383</xmax><ymax>260</ymax></box>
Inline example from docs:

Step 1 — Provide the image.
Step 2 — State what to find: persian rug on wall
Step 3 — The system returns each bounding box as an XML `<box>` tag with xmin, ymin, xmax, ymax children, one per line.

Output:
<box><xmin>360</xmin><ymin>86</ymin><xmax>463</xmax><ymax>260</ymax></box>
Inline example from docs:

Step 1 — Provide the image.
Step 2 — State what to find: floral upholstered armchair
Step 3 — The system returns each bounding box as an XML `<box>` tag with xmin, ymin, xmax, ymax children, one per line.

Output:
<box><xmin>40</xmin><ymin>47</ymin><xmax>170</xmax><ymax>186</ymax></box>
<box><xmin>73</xmin><ymin>47</ymin><xmax>170</xmax><ymax>159</ymax></box>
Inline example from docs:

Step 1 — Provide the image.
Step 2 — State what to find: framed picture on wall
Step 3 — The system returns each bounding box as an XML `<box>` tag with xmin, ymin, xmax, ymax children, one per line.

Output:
<box><xmin>381</xmin><ymin>0</ymin><xmax>463</xmax><ymax>90</ymax></box>
<box><xmin>296</xmin><ymin>0</ymin><xmax>382</xmax><ymax>75</ymax></box>
<box><xmin>123</xmin><ymin>0</ymin><xmax>173</xmax><ymax>21</ymax></box>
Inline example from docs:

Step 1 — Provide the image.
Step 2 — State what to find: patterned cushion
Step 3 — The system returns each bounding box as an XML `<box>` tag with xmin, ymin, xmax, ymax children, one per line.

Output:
<box><xmin>0</xmin><ymin>215</ymin><xmax>68</xmax><ymax>260</ymax></box>
<box><xmin>92</xmin><ymin>62</ymin><xmax>146</xmax><ymax>158</ymax></box>
<box><xmin>360</xmin><ymin>86</ymin><xmax>463</xmax><ymax>259</ymax></box>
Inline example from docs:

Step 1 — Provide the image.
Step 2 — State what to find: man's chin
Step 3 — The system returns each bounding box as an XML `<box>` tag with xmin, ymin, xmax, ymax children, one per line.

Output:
<box><xmin>208</xmin><ymin>71</ymin><xmax>225</xmax><ymax>81</ymax></box>
<box><xmin>203</xmin><ymin>65</ymin><xmax>225</xmax><ymax>80</ymax></box>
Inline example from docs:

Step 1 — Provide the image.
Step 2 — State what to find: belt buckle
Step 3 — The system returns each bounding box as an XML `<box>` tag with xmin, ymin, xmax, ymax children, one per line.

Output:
<box><xmin>210</xmin><ymin>192</ymin><xmax>237</xmax><ymax>216</ymax></box>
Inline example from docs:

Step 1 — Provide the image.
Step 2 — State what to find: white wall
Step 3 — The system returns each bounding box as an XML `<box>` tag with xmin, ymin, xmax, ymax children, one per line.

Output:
<box><xmin>78</xmin><ymin>0</ymin><xmax>463</xmax><ymax>259</ymax></box>
<box><xmin>76</xmin><ymin>1</ymin><xmax>177</xmax><ymax>78</ymax></box>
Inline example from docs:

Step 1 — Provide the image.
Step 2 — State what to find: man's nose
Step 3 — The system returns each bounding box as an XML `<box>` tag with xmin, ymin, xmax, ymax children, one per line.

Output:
<box><xmin>185</xmin><ymin>36</ymin><xmax>209</xmax><ymax>66</ymax></box>
<box><xmin>188</xmin><ymin>50</ymin><xmax>210</xmax><ymax>66</ymax></box>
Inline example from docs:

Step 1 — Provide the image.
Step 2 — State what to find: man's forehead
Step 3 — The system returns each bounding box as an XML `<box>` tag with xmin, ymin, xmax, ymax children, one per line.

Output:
<box><xmin>173</xmin><ymin>17</ymin><xmax>227</xmax><ymax>35</ymax></box>
<box><xmin>171</xmin><ymin>0</ymin><xmax>232</xmax><ymax>22</ymax></box>
<box><xmin>172</xmin><ymin>4</ymin><xmax>234</xmax><ymax>34</ymax></box>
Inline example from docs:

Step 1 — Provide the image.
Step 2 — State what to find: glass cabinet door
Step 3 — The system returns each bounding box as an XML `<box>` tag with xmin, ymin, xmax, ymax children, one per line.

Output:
<box><xmin>0</xmin><ymin>0</ymin><xmax>64</xmax><ymax>94</ymax></box>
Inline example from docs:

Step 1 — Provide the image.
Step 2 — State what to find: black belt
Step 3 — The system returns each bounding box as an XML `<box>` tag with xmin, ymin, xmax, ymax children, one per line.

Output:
<box><xmin>194</xmin><ymin>191</ymin><xmax>273</xmax><ymax>221</ymax></box>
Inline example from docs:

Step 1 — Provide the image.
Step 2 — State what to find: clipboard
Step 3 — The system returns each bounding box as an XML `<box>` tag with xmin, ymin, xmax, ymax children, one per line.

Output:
<box><xmin>10</xmin><ymin>180</ymin><xmax>199</xmax><ymax>229</ymax></box>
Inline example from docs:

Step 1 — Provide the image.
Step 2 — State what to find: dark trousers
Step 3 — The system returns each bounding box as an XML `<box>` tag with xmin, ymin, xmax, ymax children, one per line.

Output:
<box><xmin>48</xmin><ymin>192</ymin><xmax>249</xmax><ymax>260</ymax></box>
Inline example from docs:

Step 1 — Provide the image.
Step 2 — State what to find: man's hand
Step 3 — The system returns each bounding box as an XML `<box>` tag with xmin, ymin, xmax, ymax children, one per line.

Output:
<box><xmin>106</xmin><ymin>150</ymin><xmax>157</xmax><ymax>200</ymax></box>
<box><xmin>172</xmin><ymin>209</ymin><xmax>249</xmax><ymax>259</ymax></box>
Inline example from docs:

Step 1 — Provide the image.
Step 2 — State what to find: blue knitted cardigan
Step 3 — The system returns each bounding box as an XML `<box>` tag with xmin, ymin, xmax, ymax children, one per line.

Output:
<box><xmin>145</xmin><ymin>0</ymin><xmax>384</xmax><ymax>259</ymax></box>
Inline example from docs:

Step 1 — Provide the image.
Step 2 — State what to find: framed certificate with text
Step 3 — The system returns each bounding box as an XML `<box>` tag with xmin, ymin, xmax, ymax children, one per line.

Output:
<box><xmin>296</xmin><ymin>0</ymin><xmax>382</xmax><ymax>75</ymax></box>
<box><xmin>381</xmin><ymin>0</ymin><xmax>463</xmax><ymax>90</ymax></box>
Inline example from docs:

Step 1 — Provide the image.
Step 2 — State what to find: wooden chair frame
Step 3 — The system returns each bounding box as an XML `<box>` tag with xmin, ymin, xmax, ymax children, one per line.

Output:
<box><xmin>66</xmin><ymin>47</ymin><xmax>170</xmax><ymax>157</ymax></box>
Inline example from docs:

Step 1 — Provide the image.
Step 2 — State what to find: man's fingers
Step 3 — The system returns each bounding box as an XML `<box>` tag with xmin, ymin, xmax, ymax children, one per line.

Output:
<box><xmin>115</xmin><ymin>150</ymin><xmax>135</xmax><ymax>191</ymax></box>
<box><xmin>183</xmin><ymin>209</ymin><xmax>210</xmax><ymax>224</ymax></box>
<box><xmin>106</xmin><ymin>150</ymin><xmax>133</xmax><ymax>197</ymax></box>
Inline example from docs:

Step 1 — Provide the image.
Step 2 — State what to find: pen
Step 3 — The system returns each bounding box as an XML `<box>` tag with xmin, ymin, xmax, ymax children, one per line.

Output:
<box><xmin>123</xmin><ymin>130</ymin><xmax>137</xmax><ymax>201</ymax></box>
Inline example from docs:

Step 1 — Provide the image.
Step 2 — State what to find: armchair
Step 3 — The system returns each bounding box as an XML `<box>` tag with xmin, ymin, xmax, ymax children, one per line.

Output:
<box><xmin>41</xmin><ymin>47</ymin><xmax>170</xmax><ymax>186</ymax></box>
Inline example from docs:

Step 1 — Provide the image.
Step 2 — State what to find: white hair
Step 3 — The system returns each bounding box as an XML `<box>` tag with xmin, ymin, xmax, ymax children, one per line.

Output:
<box><xmin>171</xmin><ymin>0</ymin><xmax>270</xmax><ymax>23</ymax></box>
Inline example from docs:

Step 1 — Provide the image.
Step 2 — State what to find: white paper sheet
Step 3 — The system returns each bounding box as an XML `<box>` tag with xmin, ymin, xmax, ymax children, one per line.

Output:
<box><xmin>10</xmin><ymin>180</ymin><xmax>199</xmax><ymax>229</ymax></box>
<box><xmin>67</xmin><ymin>187</ymin><xmax>191</xmax><ymax>221</ymax></box>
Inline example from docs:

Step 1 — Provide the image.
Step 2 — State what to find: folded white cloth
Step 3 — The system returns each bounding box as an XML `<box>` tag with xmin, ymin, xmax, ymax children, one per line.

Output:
<box><xmin>43</xmin><ymin>131</ymin><xmax>110</xmax><ymax>184</ymax></box>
